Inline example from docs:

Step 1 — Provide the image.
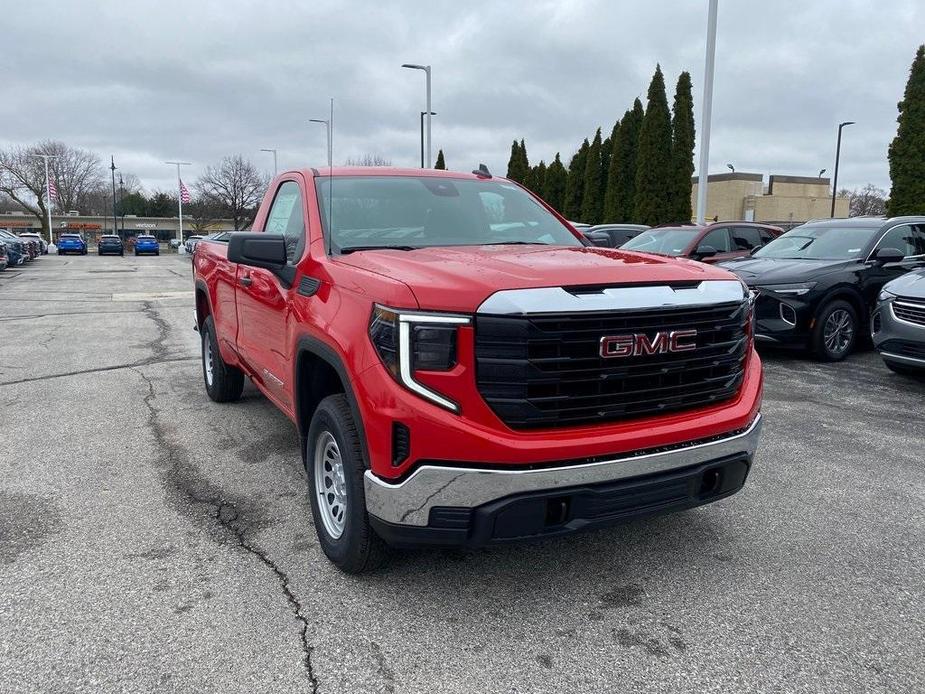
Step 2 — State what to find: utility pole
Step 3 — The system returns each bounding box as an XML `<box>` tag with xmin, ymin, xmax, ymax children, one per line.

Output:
<box><xmin>695</xmin><ymin>0</ymin><xmax>718</xmax><ymax>224</ymax></box>
<box><xmin>831</xmin><ymin>121</ymin><xmax>854</xmax><ymax>217</ymax></box>
<box><xmin>402</xmin><ymin>64</ymin><xmax>432</xmax><ymax>168</ymax></box>
<box><xmin>165</xmin><ymin>161</ymin><xmax>192</xmax><ymax>253</ymax></box>
<box><xmin>29</xmin><ymin>153</ymin><xmax>58</xmax><ymax>247</ymax></box>
<box><xmin>118</xmin><ymin>174</ymin><xmax>125</xmax><ymax>236</ymax></box>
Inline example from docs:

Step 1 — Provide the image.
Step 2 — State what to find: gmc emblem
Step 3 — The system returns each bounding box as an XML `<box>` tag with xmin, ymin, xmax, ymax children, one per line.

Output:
<box><xmin>600</xmin><ymin>329</ymin><xmax>698</xmax><ymax>358</ymax></box>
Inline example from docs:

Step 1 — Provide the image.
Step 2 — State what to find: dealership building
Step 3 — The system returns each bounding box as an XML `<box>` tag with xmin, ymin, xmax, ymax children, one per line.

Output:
<box><xmin>691</xmin><ymin>172</ymin><xmax>849</xmax><ymax>227</ymax></box>
<box><xmin>0</xmin><ymin>211</ymin><xmax>237</xmax><ymax>242</ymax></box>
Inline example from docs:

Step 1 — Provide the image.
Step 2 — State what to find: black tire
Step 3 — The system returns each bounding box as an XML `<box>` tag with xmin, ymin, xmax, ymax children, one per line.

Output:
<box><xmin>307</xmin><ymin>394</ymin><xmax>389</xmax><ymax>574</ymax></box>
<box><xmin>134</xmin><ymin>250</ymin><xmax>138</xmax><ymax>256</ymax></box>
<box><xmin>120</xmin><ymin>251</ymin><xmax>124</xmax><ymax>256</ymax></box>
<box><xmin>811</xmin><ymin>299</ymin><xmax>857</xmax><ymax>361</ymax></box>
<box><xmin>201</xmin><ymin>315</ymin><xmax>245</xmax><ymax>402</ymax></box>
<box><xmin>884</xmin><ymin>360</ymin><xmax>925</xmax><ymax>379</ymax></box>
<box><xmin>57</xmin><ymin>250</ymin><xmax>62</xmax><ymax>255</ymax></box>
<box><xmin>155</xmin><ymin>250</ymin><xmax>160</xmax><ymax>256</ymax></box>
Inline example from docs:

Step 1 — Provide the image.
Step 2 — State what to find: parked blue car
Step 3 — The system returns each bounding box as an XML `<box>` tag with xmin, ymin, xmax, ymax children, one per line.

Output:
<box><xmin>134</xmin><ymin>235</ymin><xmax>160</xmax><ymax>256</ymax></box>
<box><xmin>57</xmin><ymin>233</ymin><xmax>87</xmax><ymax>255</ymax></box>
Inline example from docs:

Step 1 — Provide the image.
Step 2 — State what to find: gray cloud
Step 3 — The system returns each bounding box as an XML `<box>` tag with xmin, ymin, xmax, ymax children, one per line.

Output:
<box><xmin>2</xmin><ymin>0</ymin><xmax>920</xmax><ymax>195</ymax></box>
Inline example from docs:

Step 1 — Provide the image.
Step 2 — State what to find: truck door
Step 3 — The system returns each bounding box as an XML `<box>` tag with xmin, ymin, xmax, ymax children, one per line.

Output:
<box><xmin>235</xmin><ymin>178</ymin><xmax>307</xmax><ymax>414</ymax></box>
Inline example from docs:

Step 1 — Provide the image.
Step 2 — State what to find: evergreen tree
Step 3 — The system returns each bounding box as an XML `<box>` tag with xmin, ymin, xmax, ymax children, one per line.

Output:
<box><xmin>434</xmin><ymin>149</ymin><xmax>446</xmax><ymax>170</ymax></box>
<box><xmin>533</xmin><ymin>160</ymin><xmax>548</xmax><ymax>196</ymax></box>
<box><xmin>599</xmin><ymin>121</ymin><xmax>618</xmax><ymax>218</ymax></box>
<box><xmin>670</xmin><ymin>71</ymin><xmax>696</xmax><ymax>222</ymax></box>
<box><xmin>888</xmin><ymin>45</ymin><xmax>925</xmax><ymax>216</ymax></box>
<box><xmin>581</xmin><ymin>128</ymin><xmax>604</xmax><ymax>224</ymax></box>
<box><xmin>634</xmin><ymin>65</ymin><xmax>674</xmax><ymax>225</ymax></box>
<box><xmin>543</xmin><ymin>153</ymin><xmax>568</xmax><ymax>213</ymax></box>
<box><xmin>506</xmin><ymin>140</ymin><xmax>523</xmax><ymax>182</ymax></box>
<box><xmin>603</xmin><ymin>117</ymin><xmax>624</xmax><ymax>222</ymax></box>
<box><xmin>523</xmin><ymin>165</ymin><xmax>536</xmax><ymax>193</ymax></box>
<box><xmin>606</xmin><ymin>100</ymin><xmax>644</xmax><ymax>222</ymax></box>
<box><xmin>564</xmin><ymin>139</ymin><xmax>590</xmax><ymax>220</ymax></box>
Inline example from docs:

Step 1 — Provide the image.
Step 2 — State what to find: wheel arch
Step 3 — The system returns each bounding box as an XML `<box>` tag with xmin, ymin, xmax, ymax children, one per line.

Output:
<box><xmin>294</xmin><ymin>336</ymin><xmax>370</xmax><ymax>470</ymax></box>
<box><xmin>817</xmin><ymin>285</ymin><xmax>867</xmax><ymax>329</ymax></box>
<box><xmin>194</xmin><ymin>279</ymin><xmax>211</xmax><ymax>329</ymax></box>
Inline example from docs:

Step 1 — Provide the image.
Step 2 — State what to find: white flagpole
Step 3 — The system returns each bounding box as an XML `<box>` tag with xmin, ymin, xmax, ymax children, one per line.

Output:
<box><xmin>166</xmin><ymin>161</ymin><xmax>191</xmax><ymax>253</ymax></box>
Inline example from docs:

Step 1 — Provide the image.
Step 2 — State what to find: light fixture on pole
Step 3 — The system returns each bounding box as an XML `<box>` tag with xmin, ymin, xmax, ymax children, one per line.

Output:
<box><xmin>260</xmin><ymin>148</ymin><xmax>278</xmax><ymax>177</ymax></box>
<box><xmin>28</xmin><ymin>153</ymin><xmax>58</xmax><ymax>247</ymax></box>
<box><xmin>165</xmin><ymin>161</ymin><xmax>192</xmax><ymax>253</ymax></box>
<box><xmin>695</xmin><ymin>0</ymin><xmax>719</xmax><ymax>224</ymax></box>
<box><xmin>818</xmin><ymin>168</ymin><xmax>827</xmax><ymax>178</ymax></box>
<box><xmin>830</xmin><ymin>121</ymin><xmax>854</xmax><ymax>217</ymax></box>
<box><xmin>726</xmin><ymin>163</ymin><xmax>735</xmax><ymax>173</ymax></box>
<box><xmin>420</xmin><ymin>111</ymin><xmax>437</xmax><ymax>168</ymax></box>
<box><xmin>402</xmin><ymin>63</ymin><xmax>432</xmax><ymax>168</ymax></box>
<box><xmin>309</xmin><ymin>100</ymin><xmax>334</xmax><ymax>169</ymax></box>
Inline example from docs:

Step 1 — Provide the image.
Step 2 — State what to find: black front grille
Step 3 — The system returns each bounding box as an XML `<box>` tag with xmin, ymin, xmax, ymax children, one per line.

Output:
<box><xmin>475</xmin><ymin>301</ymin><xmax>750</xmax><ymax>429</ymax></box>
<box><xmin>893</xmin><ymin>298</ymin><xmax>925</xmax><ymax>327</ymax></box>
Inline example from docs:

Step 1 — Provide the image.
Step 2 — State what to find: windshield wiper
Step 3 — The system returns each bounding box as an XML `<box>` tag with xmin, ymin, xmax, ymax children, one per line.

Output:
<box><xmin>338</xmin><ymin>245</ymin><xmax>418</xmax><ymax>254</ymax></box>
<box><xmin>479</xmin><ymin>241</ymin><xmax>551</xmax><ymax>246</ymax></box>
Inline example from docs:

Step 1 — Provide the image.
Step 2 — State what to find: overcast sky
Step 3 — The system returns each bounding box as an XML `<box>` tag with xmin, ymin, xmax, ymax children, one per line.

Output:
<box><xmin>2</xmin><ymin>0</ymin><xmax>922</xmax><ymax>195</ymax></box>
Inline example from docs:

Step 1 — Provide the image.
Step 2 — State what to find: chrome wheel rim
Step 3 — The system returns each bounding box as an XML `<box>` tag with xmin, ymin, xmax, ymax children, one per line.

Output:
<box><xmin>313</xmin><ymin>431</ymin><xmax>347</xmax><ymax>539</ymax></box>
<box><xmin>203</xmin><ymin>334</ymin><xmax>214</xmax><ymax>387</ymax></box>
<box><xmin>823</xmin><ymin>309</ymin><xmax>854</xmax><ymax>354</ymax></box>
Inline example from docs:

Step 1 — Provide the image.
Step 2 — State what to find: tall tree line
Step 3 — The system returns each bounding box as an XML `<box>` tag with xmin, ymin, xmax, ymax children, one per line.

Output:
<box><xmin>505</xmin><ymin>66</ymin><xmax>696</xmax><ymax>226</ymax></box>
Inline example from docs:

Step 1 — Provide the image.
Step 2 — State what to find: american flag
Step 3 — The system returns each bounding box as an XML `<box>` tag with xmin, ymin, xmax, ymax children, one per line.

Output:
<box><xmin>179</xmin><ymin>179</ymin><xmax>191</xmax><ymax>204</ymax></box>
<box><xmin>47</xmin><ymin>177</ymin><xmax>59</xmax><ymax>202</ymax></box>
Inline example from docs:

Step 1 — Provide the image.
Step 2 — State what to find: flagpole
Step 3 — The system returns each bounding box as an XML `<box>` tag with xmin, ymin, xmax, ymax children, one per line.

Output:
<box><xmin>44</xmin><ymin>157</ymin><xmax>54</xmax><ymax>247</ymax></box>
<box><xmin>166</xmin><ymin>161</ymin><xmax>191</xmax><ymax>254</ymax></box>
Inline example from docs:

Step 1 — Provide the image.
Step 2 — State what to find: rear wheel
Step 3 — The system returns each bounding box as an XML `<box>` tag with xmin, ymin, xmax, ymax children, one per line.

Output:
<box><xmin>201</xmin><ymin>315</ymin><xmax>245</xmax><ymax>402</ymax></box>
<box><xmin>811</xmin><ymin>300</ymin><xmax>857</xmax><ymax>361</ymax></box>
<box><xmin>307</xmin><ymin>394</ymin><xmax>388</xmax><ymax>574</ymax></box>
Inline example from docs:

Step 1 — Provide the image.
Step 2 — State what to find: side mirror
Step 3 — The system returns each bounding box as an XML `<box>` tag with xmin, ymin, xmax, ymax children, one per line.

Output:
<box><xmin>872</xmin><ymin>247</ymin><xmax>904</xmax><ymax>265</ymax></box>
<box><xmin>692</xmin><ymin>244</ymin><xmax>717</xmax><ymax>261</ymax></box>
<box><xmin>585</xmin><ymin>232</ymin><xmax>614</xmax><ymax>248</ymax></box>
<box><xmin>228</xmin><ymin>232</ymin><xmax>295</xmax><ymax>286</ymax></box>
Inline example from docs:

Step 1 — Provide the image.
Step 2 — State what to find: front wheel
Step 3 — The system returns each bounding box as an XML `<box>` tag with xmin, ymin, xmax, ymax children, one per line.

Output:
<box><xmin>307</xmin><ymin>394</ymin><xmax>388</xmax><ymax>573</ymax></box>
<box><xmin>811</xmin><ymin>300</ymin><xmax>857</xmax><ymax>361</ymax></box>
<box><xmin>201</xmin><ymin>315</ymin><xmax>244</xmax><ymax>402</ymax></box>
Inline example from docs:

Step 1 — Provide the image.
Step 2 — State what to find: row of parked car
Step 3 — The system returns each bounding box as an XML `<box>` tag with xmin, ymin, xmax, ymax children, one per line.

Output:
<box><xmin>0</xmin><ymin>230</ymin><xmax>47</xmax><ymax>270</ymax></box>
<box><xmin>574</xmin><ymin>216</ymin><xmax>925</xmax><ymax>376</ymax></box>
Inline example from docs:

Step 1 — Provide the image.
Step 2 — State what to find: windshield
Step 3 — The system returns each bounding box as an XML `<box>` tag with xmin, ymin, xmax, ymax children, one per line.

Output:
<box><xmin>315</xmin><ymin>176</ymin><xmax>582</xmax><ymax>252</ymax></box>
<box><xmin>621</xmin><ymin>227</ymin><xmax>700</xmax><ymax>256</ymax></box>
<box><xmin>754</xmin><ymin>225</ymin><xmax>879</xmax><ymax>260</ymax></box>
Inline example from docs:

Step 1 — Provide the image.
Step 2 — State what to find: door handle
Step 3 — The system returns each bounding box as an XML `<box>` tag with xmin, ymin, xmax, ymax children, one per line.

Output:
<box><xmin>239</xmin><ymin>276</ymin><xmax>252</xmax><ymax>287</ymax></box>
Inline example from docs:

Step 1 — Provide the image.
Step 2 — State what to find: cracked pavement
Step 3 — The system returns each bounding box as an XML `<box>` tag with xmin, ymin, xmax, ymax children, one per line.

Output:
<box><xmin>1</xmin><ymin>254</ymin><xmax>923</xmax><ymax>693</ymax></box>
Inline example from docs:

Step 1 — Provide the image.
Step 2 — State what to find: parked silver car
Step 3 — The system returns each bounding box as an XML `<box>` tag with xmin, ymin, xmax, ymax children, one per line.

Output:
<box><xmin>872</xmin><ymin>268</ymin><xmax>925</xmax><ymax>376</ymax></box>
<box><xmin>184</xmin><ymin>235</ymin><xmax>204</xmax><ymax>254</ymax></box>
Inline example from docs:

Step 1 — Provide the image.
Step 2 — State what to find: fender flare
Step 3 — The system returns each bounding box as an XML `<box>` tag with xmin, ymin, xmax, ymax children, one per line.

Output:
<box><xmin>294</xmin><ymin>335</ymin><xmax>371</xmax><ymax>468</ymax></box>
<box><xmin>193</xmin><ymin>278</ymin><xmax>212</xmax><ymax>327</ymax></box>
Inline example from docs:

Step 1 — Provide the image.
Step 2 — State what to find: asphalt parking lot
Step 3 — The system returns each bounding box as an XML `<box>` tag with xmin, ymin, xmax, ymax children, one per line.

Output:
<box><xmin>1</xmin><ymin>253</ymin><xmax>923</xmax><ymax>694</ymax></box>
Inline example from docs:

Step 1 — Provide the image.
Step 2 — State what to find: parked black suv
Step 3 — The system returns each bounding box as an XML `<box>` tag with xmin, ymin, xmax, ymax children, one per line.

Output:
<box><xmin>719</xmin><ymin>217</ymin><xmax>925</xmax><ymax>360</ymax></box>
<box><xmin>97</xmin><ymin>235</ymin><xmax>125</xmax><ymax>256</ymax></box>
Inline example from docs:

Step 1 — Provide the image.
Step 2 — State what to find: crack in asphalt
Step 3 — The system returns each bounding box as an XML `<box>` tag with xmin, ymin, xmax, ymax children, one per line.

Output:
<box><xmin>0</xmin><ymin>357</ymin><xmax>197</xmax><ymax>387</ymax></box>
<box><xmin>0</xmin><ymin>310</ymin><xmax>142</xmax><ymax>322</ymax></box>
<box><xmin>135</xmin><ymin>367</ymin><xmax>319</xmax><ymax>692</ymax></box>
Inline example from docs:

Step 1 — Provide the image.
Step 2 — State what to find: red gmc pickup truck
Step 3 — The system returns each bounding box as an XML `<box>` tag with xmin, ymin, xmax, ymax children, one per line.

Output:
<box><xmin>193</xmin><ymin>167</ymin><xmax>763</xmax><ymax>573</ymax></box>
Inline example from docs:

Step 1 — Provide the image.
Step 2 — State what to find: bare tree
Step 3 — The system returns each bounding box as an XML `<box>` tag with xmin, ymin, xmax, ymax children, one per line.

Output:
<box><xmin>0</xmin><ymin>141</ymin><xmax>104</xmax><ymax>236</ymax></box>
<box><xmin>344</xmin><ymin>154</ymin><xmax>392</xmax><ymax>166</ymax></box>
<box><xmin>196</xmin><ymin>155</ymin><xmax>268</xmax><ymax>230</ymax></box>
<box><xmin>187</xmin><ymin>193</ymin><xmax>224</xmax><ymax>233</ymax></box>
<box><xmin>840</xmin><ymin>184</ymin><xmax>888</xmax><ymax>217</ymax></box>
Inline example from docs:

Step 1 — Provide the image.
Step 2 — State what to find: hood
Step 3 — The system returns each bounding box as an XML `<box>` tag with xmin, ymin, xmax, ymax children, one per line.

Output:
<box><xmin>884</xmin><ymin>268</ymin><xmax>925</xmax><ymax>299</ymax></box>
<box><xmin>336</xmin><ymin>245</ymin><xmax>738</xmax><ymax>312</ymax></box>
<box><xmin>717</xmin><ymin>256</ymin><xmax>854</xmax><ymax>285</ymax></box>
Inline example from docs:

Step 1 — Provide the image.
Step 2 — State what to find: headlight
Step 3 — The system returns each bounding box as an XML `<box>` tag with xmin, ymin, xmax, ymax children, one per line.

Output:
<box><xmin>755</xmin><ymin>282</ymin><xmax>816</xmax><ymax>296</ymax></box>
<box><xmin>878</xmin><ymin>288</ymin><xmax>897</xmax><ymax>302</ymax></box>
<box><xmin>369</xmin><ymin>305</ymin><xmax>470</xmax><ymax>412</ymax></box>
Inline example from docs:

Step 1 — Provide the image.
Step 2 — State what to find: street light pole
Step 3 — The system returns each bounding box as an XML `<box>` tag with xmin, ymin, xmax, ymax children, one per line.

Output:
<box><xmin>28</xmin><ymin>153</ymin><xmax>57</xmax><ymax>246</ymax></box>
<box><xmin>119</xmin><ymin>174</ymin><xmax>125</xmax><ymax>236</ymax></box>
<box><xmin>830</xmin><ymin>121</ymin><xmax>855</xmax><ymax>217</ymax></box>
<box><xmin>110</xmin><ymin>156</ymin><xmax>118</xmax><ymax>239</ymax></box>
<box><xmin>165</xmin><ymin>161</ymin><xmax>191</xmax><ymax>253</ymax></box>
<box><xmin>403</xmin><ymin>63</ymin><xmax>432</xmax><ymax>168</ymax></box>
<box><xmin>420</xmin><ymin>111</ymin><xmax>437</xmax><ymax>168</ymax></box>
<box><xmin>309</xmin><ymin>102</ymin><xmax>333</xmax><ymax>169</ymax></box>
<box><xmin>260</xmin><ymin>148</ymin><xmax>278</xmax><ymax>177</ymax></box>
<box><xmin>695</xmin><ymin>0</ymin><xmax>719</xmax><ymax>224</ymax></box>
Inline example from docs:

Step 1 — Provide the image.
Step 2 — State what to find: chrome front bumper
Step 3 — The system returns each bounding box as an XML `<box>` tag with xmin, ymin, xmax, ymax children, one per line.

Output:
<box><xmin>364</xmin><ymin>414</ymin><xmax>763</xmax><ymax>526</ymax></box>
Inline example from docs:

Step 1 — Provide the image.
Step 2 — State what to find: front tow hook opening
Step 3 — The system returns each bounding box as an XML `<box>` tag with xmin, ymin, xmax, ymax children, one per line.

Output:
<box><xmin>699</xmin><ymin>468</ymin><xmax>723</xmax><ymax>497</ymax></box>
<box><xmin>544</xmin><ymin>496</ymin><xmax>571</xmax><ymax>527</ymax></box>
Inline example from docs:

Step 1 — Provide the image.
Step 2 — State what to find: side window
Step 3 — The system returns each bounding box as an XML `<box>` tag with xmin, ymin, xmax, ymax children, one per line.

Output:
<box><xmin>731</xmin><ymin>226</ymin><xmax>762</xmax><ymax>251</ymax></box>
<box><xmin>759</xmin><ymin>228</ymin><xmax>776</xmax><ymax>245</ymax></box>
<box><xmin>264</xmin><ymin>181</ymin><xmax>305</xmax><ymax>263</ymax></box>
<box><xmin>700</xmin><ymin>227</ymin><xmax>731</xmax><ymax>253</ymax></box>
<box><xmin>875</xmin><ymin>224</ymin><xmax>917</xmax><ymax>257</ymax></box>
<box><xmin>912</xmin><ymin>225</ymin><xmax>925</xmax><ymax>256</ymax></box>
